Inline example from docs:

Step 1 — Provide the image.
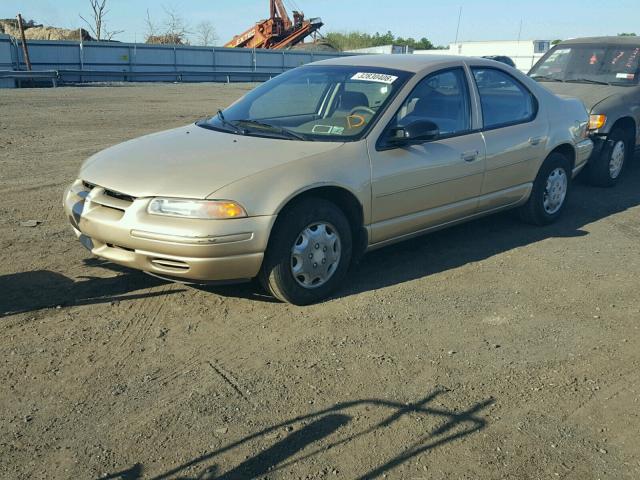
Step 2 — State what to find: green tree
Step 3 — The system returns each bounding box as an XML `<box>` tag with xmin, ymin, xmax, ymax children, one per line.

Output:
<box><xmin>324</xmin><ymin>30</ymin><xmax>435</xmax><ymax>51</ymax></box>
<box><xmin>618</xmin><ymin>33</ymin><xmax>637</xmax><ymax>36</ymax></box>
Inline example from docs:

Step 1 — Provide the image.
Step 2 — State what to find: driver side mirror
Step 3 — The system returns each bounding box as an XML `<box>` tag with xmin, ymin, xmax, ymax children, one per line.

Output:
<box><xmin>387</xmin><ymin>120</ymin><xmax>440</xmax><ymax>146</ymax></box>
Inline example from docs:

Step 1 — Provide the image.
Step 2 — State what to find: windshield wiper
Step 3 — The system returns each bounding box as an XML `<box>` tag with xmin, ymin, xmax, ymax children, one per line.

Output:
<box><xmin>531</xmin><ymin>75</ymin><xmax>564</xmax><ymax>82</ymax></box>
<box><xmin>565</xmin><ymin>78</ymin><xmax>611</xmax><ymax>86</ymax></box>
<box><xmin>216</xmin><ymin>110</ymin><xmax>246</xmax><ymax>135</ymax></box>
<box><xmin>234</xmin><ymin>119</ymin><xmax>309</xmax><ymax>141</ymax></box>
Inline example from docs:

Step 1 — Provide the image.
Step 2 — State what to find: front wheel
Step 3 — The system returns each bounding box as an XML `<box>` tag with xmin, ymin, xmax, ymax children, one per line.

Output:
<box><xmin>519</xmin><ymin>153</ymin><xmax>571</xmax><ymax>226</ymax></box>
<box><xmin>587</xmin><ymin>128</ymin><xmax>630</xmax><ymax>187</ymax></box>
<box><xmin>259</xmin><ymin>198</ymin><xmax>352</xmax><ymax>305</ymax></box>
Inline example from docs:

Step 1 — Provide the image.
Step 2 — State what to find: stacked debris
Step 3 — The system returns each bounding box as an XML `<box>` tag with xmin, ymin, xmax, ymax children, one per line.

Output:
<box><xmin>145</xmin><ymin>34</ymin><xmax>186</xmax><ymax>45</ymax></box>
<box><xmin>0</xmin><ymin>18</ymin><xmax>94</xmax><ymax>41</ymax></box>
<box><xmin>291</xmin><ymin>39</ymin><xmax>339</xmax><ymax>52</ymax></box>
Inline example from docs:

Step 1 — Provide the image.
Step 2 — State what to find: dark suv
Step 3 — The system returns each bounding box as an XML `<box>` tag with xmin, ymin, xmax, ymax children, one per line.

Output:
<box><xmin>530</xmin><ymin>36</ymin><xmax>640</xmax><ymax>186</ymax></box>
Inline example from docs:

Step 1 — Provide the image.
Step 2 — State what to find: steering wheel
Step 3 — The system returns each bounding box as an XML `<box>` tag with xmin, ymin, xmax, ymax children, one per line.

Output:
<box><xmin>349</xmin><ymin>106</ymin><xmax>376</xmax><ymax>116</ymax></box>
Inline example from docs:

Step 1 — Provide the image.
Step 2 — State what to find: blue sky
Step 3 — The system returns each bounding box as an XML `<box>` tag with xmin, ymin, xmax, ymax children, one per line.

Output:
<box><xmin>3</xmin><ymin>0</ymin><xmax>639</xmax><ymax>46</ymax></box>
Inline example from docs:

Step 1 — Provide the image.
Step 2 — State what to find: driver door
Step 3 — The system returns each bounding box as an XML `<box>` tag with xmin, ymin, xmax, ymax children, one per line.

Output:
<box><xmin>369</xmin><ymin>67</ymin><xmax>486</xmax><ymax>244</ymax></box>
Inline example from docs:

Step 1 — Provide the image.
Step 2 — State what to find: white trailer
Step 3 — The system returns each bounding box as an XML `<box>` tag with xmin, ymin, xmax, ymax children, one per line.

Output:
<box><xmin>415</xmin><ymin>39</ymin><xmax>551</xmax><ymax>73</ymax></box>
<box><xmin>346</xmin><ymin>44</ymin><xmax>414</xmax><ymax>55</ymax></box>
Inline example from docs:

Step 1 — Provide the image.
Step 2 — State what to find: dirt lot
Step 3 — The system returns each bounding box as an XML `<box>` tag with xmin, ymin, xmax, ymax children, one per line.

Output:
<box><xmin>1</xmin><ymin>83</ymin><xmax>639</xmax><ymax>480</ymax></box>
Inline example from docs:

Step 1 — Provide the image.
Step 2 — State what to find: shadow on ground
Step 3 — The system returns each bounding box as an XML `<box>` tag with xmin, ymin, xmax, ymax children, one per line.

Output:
<box><xmin>0</xmin><ymin>259</ymin><xmax>185</xmax><ymax>317</ymax></box>
<box><xmin>206</xmin><ymin>161</ymin><xmax>640</xmax><ymax>302</ymax></box>
<box><xmin>5</xmin><ymin>164</ymin><xmax>638</xmax><ymax>311</ymax></box>
<box><xmin>101</xmin><ymin>389</ymin><xmax>493</xmax><ymax>479</ymax></box>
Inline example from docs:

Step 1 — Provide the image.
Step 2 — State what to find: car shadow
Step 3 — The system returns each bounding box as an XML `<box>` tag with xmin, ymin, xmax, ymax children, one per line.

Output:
<box><xmin>195</xmin><ymin>280</ymin><xmax>280</xmax><ymax>303</ymax></box>
<box><xmin>0</xmin><ymin>259</ymin><xmax>185</xmax><ymax>318</ymax></box>
<box><xmin>99</xmin><ymin>389</ymin><xmax>493</xmax><ymax>479</ymax></box>
<box><xmin>7</xmin><ymin>164</ymin><xmax>637</xmax><ymax>313</ymax></box>
<box><xmin>207</xmin><ymin>160</ymin><xmax>640</xmax><ymax>302</ymax></box>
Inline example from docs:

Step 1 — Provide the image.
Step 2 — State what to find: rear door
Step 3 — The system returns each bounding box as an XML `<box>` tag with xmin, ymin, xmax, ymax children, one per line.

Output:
<box><xmin>470</xmin><ymin>67</ymin><xmax>549</xmax><ymax>210</ymax></box>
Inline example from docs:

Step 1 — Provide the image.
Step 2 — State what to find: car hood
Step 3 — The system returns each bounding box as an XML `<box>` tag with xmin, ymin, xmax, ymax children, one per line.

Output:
<box><xmin>538</xmin><ymin>82</ymin><xmax>629</xmax><ymax>111</ymax></box>
<box><xmin>80</xmin><ymin>124</ymin><xmax>345</xmax><ymax>199</ymax></box>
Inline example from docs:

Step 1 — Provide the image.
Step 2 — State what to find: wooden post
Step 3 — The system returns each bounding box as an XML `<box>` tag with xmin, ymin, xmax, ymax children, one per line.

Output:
<box><xmin>16</xmin><ymin>14</ymin><xmax>32</xmax><ymax>71</ymax></box>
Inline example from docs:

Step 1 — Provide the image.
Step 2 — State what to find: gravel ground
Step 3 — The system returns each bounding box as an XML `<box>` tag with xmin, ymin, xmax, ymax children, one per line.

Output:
<box><xmin>1</xmin><ymin>83</ymin><xmax>639</xmax><ymax>480</ymax></box>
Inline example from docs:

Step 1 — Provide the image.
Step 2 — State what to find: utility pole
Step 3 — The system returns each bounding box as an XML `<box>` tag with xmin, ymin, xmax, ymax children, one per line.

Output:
<box><xmin>454</xmin><ymin>6</ymin><xmax>463</xmax><ymax>44</ymax></box>
<box><xmin>16</xmin><ymin>13</ymin><xmax>32</xmax><ymax>71</ymax></box>
<box><xmin>517</xmin><ymin>19</ymin><xmax>523</xmax><ymax>43</ymax></box>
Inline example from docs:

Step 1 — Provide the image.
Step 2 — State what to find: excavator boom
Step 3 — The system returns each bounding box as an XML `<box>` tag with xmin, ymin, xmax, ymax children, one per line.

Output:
<box><xmin>225</xmin><ymin>0</ymin><xmax>322</xmax><ymax>49</ymax></box>
<box><xmin>271</xmin><ymin>18</ymin><xmax>323</xmax><ymax>50</ymax></box>
<box><xmin>225</xmin><ymin>25</ymin><xmax>259</xmax><ymax>49</ymax></box>
<box><xmin>272</xmin><ymin>0</ymin><xmax>292</xmax><ymax>30</ymax></box>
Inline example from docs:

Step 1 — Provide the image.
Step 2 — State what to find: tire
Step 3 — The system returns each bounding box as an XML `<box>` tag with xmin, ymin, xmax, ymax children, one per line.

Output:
<box><xmin>586</xmin><ymin>128</ymin><xmax>631</xmax><ymax>187</ymax></box>
<box><xmin>259</xmin><ymin>198</ymin><xmax>353</xmax><ymax>305</ymax></box>
<box><xmin>519</xmin><ymin>153</ymin><xmax>572</xmax><ymax>226</ymax></box>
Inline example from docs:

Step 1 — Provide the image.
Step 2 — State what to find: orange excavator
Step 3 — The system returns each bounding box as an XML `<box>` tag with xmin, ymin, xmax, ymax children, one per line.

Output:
<box><xmin>224</xmin><ymin>0</ymin><xmax>323</xmax><ymax>49</ymax></box>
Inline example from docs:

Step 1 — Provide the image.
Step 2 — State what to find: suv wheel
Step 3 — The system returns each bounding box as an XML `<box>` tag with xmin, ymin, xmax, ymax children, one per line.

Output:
<box><xmin>587</xmin><ymin>128</ymin><xmax>631</xmax><ymax>187</ymax></box>
<box><xmin>519</xmin><ymin>153</ymin><xmax>571</xmax><ymax>226</ymax></box>
<box><xmin>259</xmin><ymin>198</ymin><xmax>352</xmax><ymax>305</ymax></box>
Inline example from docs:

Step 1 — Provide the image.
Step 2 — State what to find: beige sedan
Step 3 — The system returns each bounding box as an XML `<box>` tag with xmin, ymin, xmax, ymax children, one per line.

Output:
<box><xmin>64</xmin><ymin>55</ymin><xmax>593</xmax><ymax>305</ymax></box>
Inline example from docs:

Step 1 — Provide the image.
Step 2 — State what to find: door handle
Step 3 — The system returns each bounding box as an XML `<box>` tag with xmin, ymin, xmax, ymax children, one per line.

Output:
<box><xmin>529</xmin><ymin>136</ymin><xmax>544</xmax><ymax>146</ymax></box>
<box><xmin>461</xmin><ymin>150</ymin><xmax>479</xmax><ymax>162</ymax></box>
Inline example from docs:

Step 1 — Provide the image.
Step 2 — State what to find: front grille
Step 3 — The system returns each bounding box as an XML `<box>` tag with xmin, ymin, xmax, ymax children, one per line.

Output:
<box><xmin>104</xmin><ymin>188</ymin><xmax>135</xmax><ymax>204</ymax></box>
<box><xmin>83</xmin><ymin>181</ymin><xmax>136</xmax><ymax>203</ymax></box>
<box><xmin>80</xmin><ymin>181</ymin><xmax>136</xmax><ymax>214</ymax></box>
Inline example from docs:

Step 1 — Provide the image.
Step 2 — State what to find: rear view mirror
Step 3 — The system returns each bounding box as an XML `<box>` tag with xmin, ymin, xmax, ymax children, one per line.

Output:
<box><xmin>388</xmin><ymin>120</ymin><xmax>440</xmax><ymax>146</ymax></box>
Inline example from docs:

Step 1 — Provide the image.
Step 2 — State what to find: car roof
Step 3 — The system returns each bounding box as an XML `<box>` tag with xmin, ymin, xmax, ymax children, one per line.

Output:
<box><xmin>312</xmin><ymin>54</ymin><xmax>495</xmax><ymax>73</ymax></box>
<box><xmin>559</xmin><ymin>36</ymin><xmax>640</xmax><ymax>47</ymax></box>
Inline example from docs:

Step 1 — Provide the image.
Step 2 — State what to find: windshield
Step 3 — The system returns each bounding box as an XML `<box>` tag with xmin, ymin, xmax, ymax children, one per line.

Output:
<box><xmin>530</xmin><ymin>44</ymin><xmax>640</xmax><ymax>86</ymax></box>
<box><xmin>200</xmin><ymin>65</ymin><xmax>411</xmax><ymax>141</ymax></box>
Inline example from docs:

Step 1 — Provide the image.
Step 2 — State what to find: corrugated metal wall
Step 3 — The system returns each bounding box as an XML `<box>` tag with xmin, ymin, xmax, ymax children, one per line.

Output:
<box><xmin>0</xmin><ymin>36</ymin><xmax>350</xmax><ymax>86</ymax></box>
<box><xmin>0</xmin><ymin>34</ymin><xmax>14</xmax><ymax>87</ymax></box>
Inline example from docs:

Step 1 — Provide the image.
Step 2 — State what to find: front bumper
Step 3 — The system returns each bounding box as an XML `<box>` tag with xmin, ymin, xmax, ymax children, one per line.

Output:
<box><xmin>588</xmin><ymin>134</ymin><xmax>607</xmax><ymax>159</ymax></box>
<box><xmin>63</xmin><ymin>180</ymin><xmax>275</xmax><ymax>282</ymax></box>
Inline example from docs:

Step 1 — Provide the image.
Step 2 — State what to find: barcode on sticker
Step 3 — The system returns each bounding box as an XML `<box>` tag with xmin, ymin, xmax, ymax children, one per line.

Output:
<box><xmin>351</xmin><ymin>72</ymin><xmax>398</xmax><ymax>84</ymax></box>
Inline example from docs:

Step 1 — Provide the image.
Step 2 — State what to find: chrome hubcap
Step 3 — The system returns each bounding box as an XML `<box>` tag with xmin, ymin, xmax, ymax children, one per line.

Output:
<box><xmin>543</xmin><ymin>167</ymin><xmax>568</xmax><ymax>215</ymax></box>
<box><xmin>609</xmin><ymin>140</ymin><xmax>625</xmax><ymax>179</ymax></box>
<box><xmin>291</xmin><ymin>222</ymin><xmax>341</xmax><ymax>289</ymax></box>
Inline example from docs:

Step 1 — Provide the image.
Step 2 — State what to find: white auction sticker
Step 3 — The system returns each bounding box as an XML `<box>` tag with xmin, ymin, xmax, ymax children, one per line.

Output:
<box><xmin>547</xmin><ymin>49</ymin><xmax>570</xmax><ymax>61</ymax></box>
<box><xmin>351</xmin><ymin>72</ymin><xmax>398</xmax><ymax>84</ymax></box>
<box><xmin>312</xmin><ymin>125</ymin><xmax>345</xmax><ymax>135</ymax></box>
<box><xmin>616</xmin><ymin>73</ymin><xmax>635</xmax><ymax>80</ymax></box>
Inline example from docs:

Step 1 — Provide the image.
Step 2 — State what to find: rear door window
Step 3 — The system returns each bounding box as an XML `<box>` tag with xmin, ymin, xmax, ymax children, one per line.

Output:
<box><xmin>472</xmin><ymin>68</ymin><xmax>537</xmax><ymax>129</ymax></box>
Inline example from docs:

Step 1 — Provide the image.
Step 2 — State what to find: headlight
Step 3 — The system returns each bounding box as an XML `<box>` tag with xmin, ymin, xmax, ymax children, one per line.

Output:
<box><xmin>589</xmin><ymin>114</ymin><xmax>607</xmax><ymax>130</ymax></box>
<box><xmin>148</xmin><ymin>198</ymin><xmax>247</xmax><ymax>219</ymax></box>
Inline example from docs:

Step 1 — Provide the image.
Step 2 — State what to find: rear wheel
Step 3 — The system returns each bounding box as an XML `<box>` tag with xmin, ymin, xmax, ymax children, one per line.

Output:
<box><xmin>587</xmin><ymin>128</ymin><xmax>631</xmax><ymax>187</ymax></box>
<box><xmin>259</xmin><ymin>198</ymin><xmax>352</xmax><ymax>305</ymax></box>
<box><xmin>519</xmin><ymin>153</ymin><xmax>571</xmax><ymax>226</ymax></box>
